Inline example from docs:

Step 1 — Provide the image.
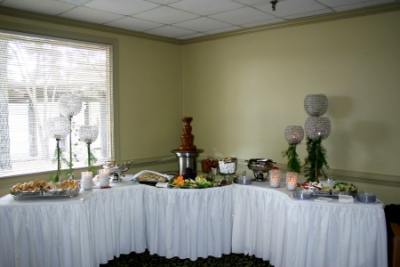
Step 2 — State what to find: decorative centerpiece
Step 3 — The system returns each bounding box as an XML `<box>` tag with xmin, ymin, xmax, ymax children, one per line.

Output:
<box><xmin>282</xmin><ymin>125</ymin><xmax>304</xmax><ymax>173</ymax></box>
<box><xmin>58</xmin><ymin>94</ymin><xmax>82</xmax><ymax>179</ymax></box>
<box><xmin>79</xmin><ymin>125</ymin><xmax>98</xmax><ymax>173</ymax></box>
<box><xmin>47</xmin><ymin>116</ymin><xmax>70</xmax><ymax>182</ymax></box>
<box><xmin>303</xmin><ymin>94</ymin><xmax>331</xmax><ymax>182</ymax></box>
<box><xmin>172</xmin><ymin>117</ymin><xmax>203</xmax><ymax>175</ymax></box>
<box><xmin>269</xmin><ymin>168</ymin><xmax>281</xmax><ymax>188</ymax></box>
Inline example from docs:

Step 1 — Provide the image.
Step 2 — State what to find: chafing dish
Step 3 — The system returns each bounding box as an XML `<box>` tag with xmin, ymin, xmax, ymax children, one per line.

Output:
<box><xmin>246</xmin><ymin>158</ymin><xmax>276</xmax><ymax>182</ymax></box>
<box><xmin>103</xmin><ymin>160</ymin><xmax>133</xmax><ymax>182</ymax></box>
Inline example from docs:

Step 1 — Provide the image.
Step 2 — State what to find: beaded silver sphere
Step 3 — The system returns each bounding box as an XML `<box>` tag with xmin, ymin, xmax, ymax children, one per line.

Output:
<box><xmin>58</xmin><ymin>94</ymin><xmax>82</xmax><ymax>118</ymax></box>
<box><xmin>79</xmin><ymin>125</ymin><xmax>98</xmax><ymax>144</ymax></box>
<box><xmin>304</xmin><ymin>94</ymin><xmax>328</xmax><ymax>117</ymax></box>
<box><xmin>47</xmin><ymin>116</ymin><xmax>70</xmax><ymax>140</ymax></box>
<box><xmin>284</xmin><ymin>126</ymin><xmax>304</xmax><ymax>145</ymax></box>
<box><xmin>305</xmin><ymin>116</ymin><xmax>331</xmax><ymax>140</ymax></box>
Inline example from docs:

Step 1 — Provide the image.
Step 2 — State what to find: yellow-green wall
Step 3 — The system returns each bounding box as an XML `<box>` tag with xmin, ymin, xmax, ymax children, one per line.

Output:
<box><xmin>181</xmin><ymin>10</ymin><xmax>400</xmax><ymax>204</ymax></box>
<box><xmin>1</xmin><ymin>7</ymin><xmax>399</xmax><ymax>204</ymax></box>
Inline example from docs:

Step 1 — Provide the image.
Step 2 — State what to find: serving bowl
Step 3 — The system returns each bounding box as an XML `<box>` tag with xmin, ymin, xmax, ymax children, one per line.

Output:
<box><xmin>321</xmin><ymin>178</ymin><xmax>336</xmax><ymax>188</ymax></box>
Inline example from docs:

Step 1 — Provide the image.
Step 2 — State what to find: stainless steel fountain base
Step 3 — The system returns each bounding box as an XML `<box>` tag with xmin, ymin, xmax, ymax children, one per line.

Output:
<box><xmin>171</xmin><ymin>149</ymin><xmax>203</xmax><ymax>175</ymax></box>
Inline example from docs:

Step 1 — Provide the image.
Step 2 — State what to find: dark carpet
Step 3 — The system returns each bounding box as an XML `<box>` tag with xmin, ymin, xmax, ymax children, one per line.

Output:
<box><xmin>101</xmin><ymin>250</ymin><xmax>273</xmax><ymax>267</ymax></box>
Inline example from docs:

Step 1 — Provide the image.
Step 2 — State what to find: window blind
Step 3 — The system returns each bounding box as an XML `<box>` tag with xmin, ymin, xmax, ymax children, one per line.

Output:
<box><xmin>0</xmin><ymin>30</ymin><xmax>114</xmax><ymax>178</ymax></box>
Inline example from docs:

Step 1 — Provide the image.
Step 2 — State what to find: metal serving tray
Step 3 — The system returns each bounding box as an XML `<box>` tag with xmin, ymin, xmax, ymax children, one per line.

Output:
<box><xmin>10</xmin><ymin>186</ymin><xmax>80</xmax><ymax>199</ymax></box>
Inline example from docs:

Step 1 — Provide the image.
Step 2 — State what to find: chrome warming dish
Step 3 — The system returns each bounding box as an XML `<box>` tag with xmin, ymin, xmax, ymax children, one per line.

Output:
<box><xmin>103</xmin><ymin>159</ymin><xmax>134</xmax><ymax>181</ymax></box>
<box><xmin>246</xmin><ymin>158</ymin><xmax>276</xmax><ymax>182</ymax></box>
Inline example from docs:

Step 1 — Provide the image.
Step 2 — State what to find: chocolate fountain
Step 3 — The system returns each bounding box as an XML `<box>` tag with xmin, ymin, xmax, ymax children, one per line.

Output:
<box><xmin>171</xmin><ymin>117</ymin><xmax>203</xmax><ymax>175</ymax></box>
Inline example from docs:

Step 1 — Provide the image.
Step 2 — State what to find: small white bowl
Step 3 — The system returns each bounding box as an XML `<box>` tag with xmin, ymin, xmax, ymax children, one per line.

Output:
<box><xmin>321</xmin><ymin>178</ymin><xmax>336</xmax><ymax>188</ymax></box>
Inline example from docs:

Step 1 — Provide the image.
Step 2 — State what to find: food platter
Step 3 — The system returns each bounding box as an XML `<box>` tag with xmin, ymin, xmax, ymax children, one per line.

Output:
<box><xmin>168</xmin><ymin>175</ymin><xmax>214</xmax><ymax>189</ymax></box>
<box><xmin>133</xmin><ymin>170</ymin><xmax>173</xmax><ymax>186</ymax></box>
<box><xmin>300</xmin><ymin>181</ymin><xmax>357</xmax><ymax>198</ymax></box>
<box><xmin>167</xmin><ymin>183</ymin><xmax>210</xmax><ymax>189</ymax></box>
<box><xmin>311</xmin><ymin>190</ymin><xmax>355</xmax><ymax>197</ymax></box>
<box><xmin>10</xmin><ymin>179</ymin><xmax>81</xmax><ymax>199</ymax></box>
<box><xmin>11</xmin><ymin>187</ymin><xmax>80</xmax><ymax>198</ymax></box>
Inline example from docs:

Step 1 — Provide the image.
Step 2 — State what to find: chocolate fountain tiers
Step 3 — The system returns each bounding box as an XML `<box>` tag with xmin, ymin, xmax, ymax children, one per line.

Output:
<box><xmin>172</xmin><ymin>117</ymin><xmax>203</xmax><ymax>175</ymax></box>
<box><xmin>179</xmin><ymin>117</ymin><xmax>197</xmax><ymax>151</ymax></box>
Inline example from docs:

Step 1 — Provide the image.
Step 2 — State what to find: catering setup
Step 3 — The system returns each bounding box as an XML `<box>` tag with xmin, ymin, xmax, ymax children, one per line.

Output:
<box><xmin>0</xmin><ymin>110</ymin><xmax>388</xmax><ymax>267</ymax></box>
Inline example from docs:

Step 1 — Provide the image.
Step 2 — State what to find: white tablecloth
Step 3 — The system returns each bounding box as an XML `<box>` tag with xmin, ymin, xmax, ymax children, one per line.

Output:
<box><xmin>144</xmin><ymin>186</ymin><xmax>232</xmax><ymax>260</ymax></box>
<box><xmin>0</xmin><ymin>178</ymin><xmax>388</xmax><ymax>267</ymax></box>
<box><xmin>0</xmin><ymin>178</ymin><xmax>146</xmax><ymax>267</ymax></box>
<box><xmin>231</xmin><ymin>185</ymin><xmax>387</xmax><ymax>267</ymax></box>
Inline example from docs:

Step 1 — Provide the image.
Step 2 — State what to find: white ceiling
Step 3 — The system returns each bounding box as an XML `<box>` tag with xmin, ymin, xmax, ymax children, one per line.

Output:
<box><xmin>0</xmin><ymin>0</ymin><xmax>397</xmax><ymax>40</ymax></box>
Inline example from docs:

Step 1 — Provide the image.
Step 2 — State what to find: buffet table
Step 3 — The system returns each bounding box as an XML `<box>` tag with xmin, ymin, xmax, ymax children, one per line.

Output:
<box><xmin>232</xmin><ymin>185</ymin><xmax>388</xmax><ymax>267</ymax></box>
<box><xmin>0</xmin><ymin>176</ymin><xmax>388</xmax><ymax>267</ymax></box>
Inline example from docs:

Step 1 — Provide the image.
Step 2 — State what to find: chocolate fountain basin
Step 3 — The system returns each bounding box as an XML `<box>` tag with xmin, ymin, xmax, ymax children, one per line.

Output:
<box><xmin>172</xmin><ymin>149</ymin><xmax>204</xmax><ymax>175</ymax></box>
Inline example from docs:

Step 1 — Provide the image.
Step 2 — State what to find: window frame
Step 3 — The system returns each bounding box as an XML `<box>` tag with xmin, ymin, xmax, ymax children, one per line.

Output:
<box><xmin>0</xmin><ymin>28</ymin><xmax>120</xmax><ymax>178</ymax></box>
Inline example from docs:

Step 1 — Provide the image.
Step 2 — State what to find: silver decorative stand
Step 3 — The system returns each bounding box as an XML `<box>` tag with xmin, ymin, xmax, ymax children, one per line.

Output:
<box><xmin>47</xmin><ymin>116</ymin><xmax>70</xmax><ymax>182</ymax></box>
<box><xmin>304</xmin><ymin>94</ymin><xmax>331</xmax><ymax>182</ymax></box>
<box><xmin>58</xmin><ymin>94</ymin><xmax>82</xmax><ymax>179</ymax></box>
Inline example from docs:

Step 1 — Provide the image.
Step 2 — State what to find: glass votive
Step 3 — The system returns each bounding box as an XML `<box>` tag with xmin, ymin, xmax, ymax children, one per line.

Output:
<box><xmin>286</xmin><ymin>172</ymin><xmax>298</xmax><ymax>191</ymax></box>
<box><xmin>269</xmin><ymin>169</ymin><xmax>281</xmax><ymax>188</ymax></box>
<box><xmin>81</xmin><ymin>171</ymin><xmax>93</xmax><ymax>190</ymax></box>
<box><xmin>98</xmin><ymin>169</ymin><xmax>110</xmax><ymax>187</ymax></box>
<box><xmin>99</xmin><ymin>176</ymin><xmax>109</xmax><ymax>187</ymax></box>
<box><xmin>99</xmin><ymin>169</ymin><xmax>110</xmax><ymax>177</ymax></box>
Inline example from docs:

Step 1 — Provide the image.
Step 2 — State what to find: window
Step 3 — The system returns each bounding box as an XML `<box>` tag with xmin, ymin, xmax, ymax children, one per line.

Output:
<box><xmin>0</xmin><ymin>30</ymin><xmax>114</xmax><ymax>178</ymax></box>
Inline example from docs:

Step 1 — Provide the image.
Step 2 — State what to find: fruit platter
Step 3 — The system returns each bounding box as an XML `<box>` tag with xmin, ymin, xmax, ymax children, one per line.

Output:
<box><xmin>168</xmin><ymin>174</ymin><xmax>214</xmax><ymax>188</ymax></box>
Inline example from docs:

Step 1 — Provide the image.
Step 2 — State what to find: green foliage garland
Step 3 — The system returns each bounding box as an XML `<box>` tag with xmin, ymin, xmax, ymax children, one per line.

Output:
<box><xmin>51</xmin><ymin>145</ymin><xmax>71</xmax><ymax>182</ymax></box>
<box><xmin>87</xmin><ymin>148</ymin><xmax>98</xmax><ymax>173</ymax></box>
<box><xmin>303</xmin><ymin>136</ymin><xmax>329</xmax><ymax>182</ymax></box>
<box><xmin>282</xmin><ymin>144</ymin><xmax>302</xmax><ymax>173</ymax></box>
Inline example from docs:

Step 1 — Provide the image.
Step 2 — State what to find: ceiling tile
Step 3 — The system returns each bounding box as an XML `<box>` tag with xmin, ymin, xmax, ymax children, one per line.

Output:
<box><xmin>204</xmin><ymin>25</ymin><xmax>243</xmax><ymax>35</ymax></box>
<box><xmin>255</xmin><ymin>0</ymin><xmax>328</xmax><ymax>17</ymax></box>
<box><xmin>177</xmin><ymin>32</ymin><xmax>207</xmax><ymax>40</ymax></box>
<box><xmin>56</xmin><ymin>0</ymin><xmax>90</xmax><ymax>5</ymax></box>
<box><xmin>146</xmin><ymin>0</ymin><xmax>182</xmax><ymax>4</ymax></box>
<box><xmin>173</xmin><ymin>17</ymin><xmax>233</xmax><ymax>32</ymax></box>
<box><xmin>134</xmin><ymin>6</ymin><xmax>200</xmax><ymax>24</ymax></box>
<box><xmin>84</xmin><ymin>0</ymin><xmax>159</xmax><ymax>16</ymax></box>
<box><xmin>2</xmin><ymin>0</ymin><xmax>74</xmax><ymax>15</ymax></box>
<box><xmin>0</xmin><ymin>0</ymin><xmax>396</xmax><ymax>40</ymax></box>
<box><xmin>284</xmin><ymin>8</ymin><xmax>333</xmax><ymax>19</ymax></box>
<box><xmin>323</xmin><ymin>0</ymin><xmax>395</xmax><ymax>12</ymax></box>
<box><xmin>105</xmin><ymin>17</ymin><xmax>163</xmax><ymax>31</ymax></box>
<box><xmin>144</xmin><ymin>25</ymin><xmax>197</xmax><ymax>38</ymax></box>
<box><xmin>318</xmin><ymin>0</ymin><xmax>390</xmax><ymax>7</ymax></box>
<box><xmin>241</xmin><ymin>17</ymin><xmax>285</xmax><ymax>27</ymax></box>
<box><xmin>60</xmin><ymin>6</ymin><xmax>124</xmax><ymax>24</ymax></box>
<box><xmin>209</xmin><ymin>6</ymin><xmax>277</xmax><ymax>25</ymax></box>
<box><xmin>233</xmin><ymin>0</ymin><xmax>268</xmax><ymax>5</ymax></box>
<box><xmin>170</xmin><ymin>0</ymin><xmax>244</xmax><ymax>16</ymax></box>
